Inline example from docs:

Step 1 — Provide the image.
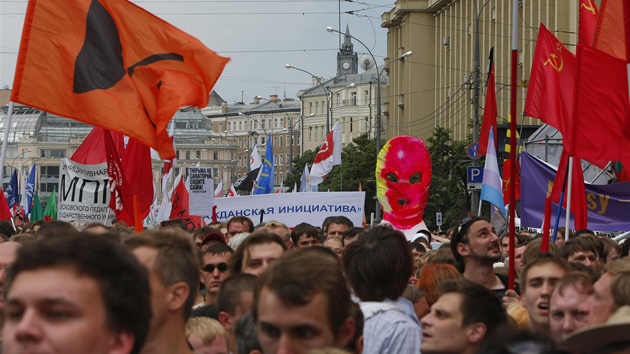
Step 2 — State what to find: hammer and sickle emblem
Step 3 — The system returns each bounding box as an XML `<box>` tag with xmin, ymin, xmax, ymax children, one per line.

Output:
<box><xmin>580</xmin><ymin>0</ymin><xmax>596</xmax><ymax>15</ymax></box>
<box><xmin>544</xmin><ymin>53</ymin><xmax>563</xmax><ymax>72</ymax></box>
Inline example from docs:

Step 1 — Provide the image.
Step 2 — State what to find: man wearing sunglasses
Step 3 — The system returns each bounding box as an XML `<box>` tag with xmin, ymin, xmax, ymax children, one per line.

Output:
<box><xmin>200</xmin><ymin>243</ymin><xmax>235</xmax><ymax>309</ymax></box>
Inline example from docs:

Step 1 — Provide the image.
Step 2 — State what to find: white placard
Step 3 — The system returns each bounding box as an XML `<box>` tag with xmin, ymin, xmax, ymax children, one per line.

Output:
<box><xmin>57</xmin><ymin>159</ymin><xmax>114</xmax><ymax>225</ymax></box>
<box><xmin>209</xmin><ymin>192</ymin><xmax>366</xmax><ymax>227</ymax></box>
<box><xmin>188</xmin><ymin>167</ymin><xmax>215</xmax><ymax>215</ymax></box>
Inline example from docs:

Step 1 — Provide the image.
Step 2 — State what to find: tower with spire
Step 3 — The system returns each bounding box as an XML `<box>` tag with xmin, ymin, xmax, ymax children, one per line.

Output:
<box><xmin>336</xmin><ymin>25</ymin><xmax>358</xmax><ymax>75</ymax></box>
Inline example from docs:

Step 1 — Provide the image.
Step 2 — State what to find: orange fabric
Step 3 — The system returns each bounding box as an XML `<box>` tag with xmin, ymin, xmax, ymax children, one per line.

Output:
<box><xmin>593</xmin><ymin>0</ymin><xmax>626</xmax><ymax>60</ymax></box>
<box><xmin>11</xmin><ymin>0</ymin><xmax>229</xmax><ymax>159</ymax></box>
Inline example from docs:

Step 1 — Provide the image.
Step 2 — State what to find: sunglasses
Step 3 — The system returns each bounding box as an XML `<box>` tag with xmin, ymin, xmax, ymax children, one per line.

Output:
<box><xmin>202</xmin><ymin>263</ymin><xmax>229</xmax><ymax>273</ymax></box>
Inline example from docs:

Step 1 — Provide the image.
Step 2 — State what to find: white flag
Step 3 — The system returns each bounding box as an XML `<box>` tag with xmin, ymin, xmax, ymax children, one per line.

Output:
<box><xmin>309</xmin><ymin>121</ymin><xmax>341</xmax><ymax>185</ymax></box>
<box><xmin>214</xmin><ymin>180</ymin><xmax>224</xmax><ymax>198</ymax></box>
<box><xmin>250</xmin><ymin>145</ymin><xmax>262</xmax><ymax>170</ymax></box>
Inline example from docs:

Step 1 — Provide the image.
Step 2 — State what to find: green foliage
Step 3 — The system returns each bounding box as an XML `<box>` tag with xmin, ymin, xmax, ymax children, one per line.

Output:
<box><xmin>424</xmin><ymin>127</ymin><xmax>470</xmax><ymax>231</ymax></box>
<box><xmin>286</xmin><ymin>133</ymin><xmax>378</xmax><ymax>217</ymax></box>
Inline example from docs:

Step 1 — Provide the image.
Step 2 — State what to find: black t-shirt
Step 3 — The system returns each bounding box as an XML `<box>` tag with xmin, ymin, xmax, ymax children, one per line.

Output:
<box><xmin>492</xmin><ymin>273</ymin><xmax>520</xmax><ymax>299</ymax></box>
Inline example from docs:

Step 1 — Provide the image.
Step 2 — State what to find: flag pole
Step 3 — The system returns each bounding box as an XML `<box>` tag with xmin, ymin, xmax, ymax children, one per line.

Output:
<box><xmin>507</xmin><ymin>0</ymin><xmax>519</xmax><ymax>290</ymax></box>
<box><xmin>0</xmin><ymin>102</ymin><xmax>15</xmax><ymax>187</ymax></box>
<box><xmin>564</xmin><ymin>157</ymin><xmax>574</xmax><ymax>240</ymax></box>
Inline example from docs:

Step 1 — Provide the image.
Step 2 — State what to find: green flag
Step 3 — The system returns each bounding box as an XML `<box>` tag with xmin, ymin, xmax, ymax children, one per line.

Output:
<box><xmin>31</xmin><ymin>191</ymin><xmax>44</xmax><ymax>221</ymax></box>
<box><xmin>44</xmin><ymin>186</ymin><xmax>57</xmax><ymax>220</ymax></box>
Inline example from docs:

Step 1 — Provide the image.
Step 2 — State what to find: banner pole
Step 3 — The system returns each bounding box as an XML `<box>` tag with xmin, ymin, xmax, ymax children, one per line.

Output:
<box><xmin>564</xmin><ymin>157</ymin><xmax>574</xmax><ymax>240</ymax></box>
<box><xmin>0</xmin><ymin>102</ymin><xmax>15</xmax><ymax>187</ymax></box>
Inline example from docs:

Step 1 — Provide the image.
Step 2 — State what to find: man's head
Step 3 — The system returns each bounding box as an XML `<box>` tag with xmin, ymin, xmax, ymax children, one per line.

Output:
<box><xmin>579</xmin><ymin>258</ymin><xmax>630</xmax><ymax>325</ymax></box>
<box><xmin>217</xmin><ymin>273</ymin><xmax>257</xmax><ymax>353</ymax></box>
<box><xmin>601</xmin><ymin>237</ymin><xmax>622</xmax><ymax>264</ymax></box>
<box><xmin>201</xmin><ymin>243</ymin><xmax>234</xmax><ymax>301</ymax></box>
<box><xmin>234</xmin><ymin>312</ymin><xmax>262</xmax><ymax>354</ymax></box>
<box><xmin>3</xmin><ymin>234</ymin><xmax>151</xmax><ymax>354</ymax></box>
<box><xmin>420</xmin><ymin>279</ymin><xmax>507</xmax><ymax>354</ymax></box>
<box><xmin>290</xmin><ymin>222</ymin><xmax>320</xmax><ymax>248</ymax></box>
<box><xmin>253</xmin><ymin>249</ymin><xmax>355</xmax><ymax>354</ymax></box>
<box><xmin>185</xmin><ymin>317</ymin><xmax>229</xmax><ymax>354</ymax></box>
<box><xmin>450</xmin><ymin>217</ymin><xmax>501</xmax><ymax>272</ymax></box>
<box><xmin>229</xmin><ymin>230</ymin><xmax>287</xmax><ymax>276</ymax></box>
<box><xmin>124</xmin><ymin>230</ymin><xmax>199</xmax><ymax>332</ymax></box>
<box><xmin>194</xmin><ymin>226</ymin><xmax>226</xmax><ymax>249</ymax></box>
<box><xmin>259</xmin><ymin>221</ymin><xmax>292</xmax><ymax>247</ymax></box>
<box><xmin>0</xmin><ymin>242</ymin><xmax>21</xmax><ymax>311</ymax></box>
<box><xmin>322</xmin><ymin>237</ymin><xmax>343</xmax><ymax>258</ymax></box>
<box><xmin>226</xmin><ymin>216</ymin><xmax>255</xmax><ymax>240</ymax></box>
<box><xmin>548</xmin><ymin>271</ymin><xmax>594</xmax><ymax>343</ymax></box>
<box><xmin>519</xmin><ymin>253</ymin><xmax>570</xmax><ymax>332</ymax></box>
<box><xmin>322</xmin><ymin>216</ymin><xmax>353</xmax><ymax>239</ymax></box>
<box><xmin>562</xmin><ymin>238</ymin><xmax>598</xmax><ymax>271</ymax></box>
<box><xmin>341</xmin><ymin>227</ymin><xmax>363</xmax><ymax>247</ymax></box>
<box><xmin>343</xmin><ymin>226</ymin><xmax>412</xmax><ymax>301</ymax></box>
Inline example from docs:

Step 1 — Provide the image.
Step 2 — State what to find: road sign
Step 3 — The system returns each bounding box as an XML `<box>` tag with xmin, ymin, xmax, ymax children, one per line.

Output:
<box><xmin>466</xmin><ymin>142</ymin><xmax>481</xmax><ymax>160</ymax></box>
<box><xmin>467</xmin><ymin>166</ymin><xmax>483</xmax><ymax>190</ymax></box>
<box><xmin>436</xmin><ymin>212</ymin><xmax>443</xmax><ymax>226</ymax></box>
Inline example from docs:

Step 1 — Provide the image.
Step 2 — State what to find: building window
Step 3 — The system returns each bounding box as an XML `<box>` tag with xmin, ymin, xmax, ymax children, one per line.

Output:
<box><xmin>185</xmin><ymin>151</ymin><xmax>190</xmax><ymax>160</ymax></box>
<box><xmin>351</xmin><ymin>92</ymin><xmax>357</xmax><ymax>105</ymax></box>
<box><xmin>315</xmin><ymin>126</ymin><xmax>318</xmax><ymax>140</ymax></box>
<box><xmin>196</xmin><ymin>150</ymin><xmax>201</xmax><ymax>159</ymax></box>
<box><xmin>176</xmin><ymin>150</ymin><xmax>180</xmax><ymax>159</ymax></box>
<box><xmin>274</xmin><ymin>118</ymin><xmax>278</xmax><ymax>128</ymax></box>
<box><xmin>214</xmin><ymin>168</ymin><xmax>219</xmax><ymax>178</ymax></box>
<box><xmin>309</xmin><ymin>127</ymin><xmax>312</xmax><ymax>141</ymax></box>
<box><xmin>273</xmin><ymin>154</ymin><xmax>277</xmax><ymax>166</ymax></box>
<box><xmin>40</xmin><ymin>149</ymin><xmax>66</xmax><ymax>159</ymax></box>
<box><xmin>309</xmin><ymin>102</ymin><xmax>313</xmax><ymax>114</ymax></box>
<box><xmin>279</xmin><ymin>154</ymin><xmax>283</xmax><ymax>166</ymax></box>
<box><xmin>279</xmin><ymin>136</ymin><xmax>283</xmax><ymax>147</ymax></box>
<box><xmin>350</xmin><ymin>117</ymin><xmax>353</xmax><ymax>132</ymax></box>
<box><xmin>219</xmin><ymin>123</ymin><xmax>223</xmax><ymax>132</ymax></box>
<box><xmin>213</xmin><ymin>151</ymin><xmax>219</xmax><ymax>160</ymax></box>
<box><xmin>261</xmin><ymin>119</ymin><xmax>266</xmax><ymax>129</ymax></box>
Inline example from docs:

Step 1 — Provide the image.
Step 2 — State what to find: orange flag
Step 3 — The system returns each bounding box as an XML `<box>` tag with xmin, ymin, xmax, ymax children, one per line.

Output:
<box><xmin>11</xmin><ymin>0</ymin><xmax>229</xmax><ymax>159</ymax></box>
<box><xmin>593</xmin><ymin>0</ymin><xmax>626</xmax><ymax>60</ymax></box>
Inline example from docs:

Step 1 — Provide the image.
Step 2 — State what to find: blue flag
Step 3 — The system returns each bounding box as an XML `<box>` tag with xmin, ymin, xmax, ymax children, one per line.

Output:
<box><xmin>5</xmin><ymin>170</ymin><xmax>19</xmax><ymax>209</ymax></box>
<box><xmin>254</xmin><ymin>134</ymin><xmax>274</xmax><ymax>194</ymax></box>
<box><xmin>26</xmin><ymin>164</ymin><xmax>36</xmax><ymax>215</ymax></box>
<box><xmin>480</xmin><ymin>130</ymin><xmax>506</xmax><ymax>215</ymax></box>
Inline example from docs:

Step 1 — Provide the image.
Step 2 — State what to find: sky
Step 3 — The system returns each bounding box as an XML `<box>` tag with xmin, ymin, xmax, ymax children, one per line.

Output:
<box><xmin>0</xmin><ymin>0</ymin><xmax>394</xmax><ymax>105</ymax></box>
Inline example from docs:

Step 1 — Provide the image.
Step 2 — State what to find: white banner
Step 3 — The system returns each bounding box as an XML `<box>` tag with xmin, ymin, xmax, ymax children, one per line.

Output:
<box><xmin>209</xmin><ymin>192</ymin><xmax>366</xmax><ymax>227</ymax></box>
<box><xmin>188</xmin><ymin>167</ymin><xmax>215</xmax><ymax>215</ymax></box>
<box><xmin>57</xmin><ymin>159</ymin><xmax>114</xmax><ymax>225</ymax></box>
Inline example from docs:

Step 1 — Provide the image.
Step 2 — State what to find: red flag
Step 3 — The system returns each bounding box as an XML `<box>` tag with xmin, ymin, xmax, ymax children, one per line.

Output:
<box><xmin>72</xmin><ymin>127</ymin><xmax>124</xmax><ymax>164</ymax></box>
<box><xmin>579</xmin><ymin>0</ymin><xmax>599</xmax><ymax>45</ymax></box>
<box><xmin>0</xmin><ymin>188</ymin><xmax>13</xmax><ymax>220</ymax></box>
<box><xmin>11</xmin><ymin>0</ymin><xmax>229</xmax><ymax>159</ymax></box>
<box><xmin>169</xmin><ymin>176</ymin><xmax>201</xmax><ymax>230</ymax></box>
<box><xmin>524</xmin><ymin>24</ymin><xmax>577</xmax><ymax>134</ymax></box>
<box><xmin>479</xmin><ymin>48</ymin><xmax>497</xmax><ymax>156</ymax></box>
<box><xmin>549</xmin><ymin>150</ymin><xmax>587</xmax><ymax>230</ymax></box>
<box><xmin>566</xmin><ymin>45</ymin><xmax>630</xmax><ymax>168</ymax></box>
<box><xmin>502</xmin><ymin>158</ymin><xmax>521</xmax><ymax>205</ymax></box>
<box><xmin>121</xmin><ymin>138</ymin><xmax>154</xmax><ymax>224</ymax></box>
<box><xmin>104</xmin><ymin>130</ymin><xmax>135</xmax><ymax>226</ymax></box>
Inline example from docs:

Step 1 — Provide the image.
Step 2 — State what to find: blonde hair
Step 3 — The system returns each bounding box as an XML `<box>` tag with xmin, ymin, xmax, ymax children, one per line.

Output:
<box><xmin>506</xmin><ymin>303</ymin><xmax>530</xmax><ymax>330</ymax></box>
<box><xmin>185</xmin><ymin>317</ymin><xmax>227</xmax><ymax>344</ymax></box>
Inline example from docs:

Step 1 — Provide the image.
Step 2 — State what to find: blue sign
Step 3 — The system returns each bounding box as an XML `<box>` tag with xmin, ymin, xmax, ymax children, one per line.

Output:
<box><xmin>467</xmin><ymin>166</ymin><xmax>484</xmax><ymax>184</ymax></box>
<box><xmin>466</xmin><ymin>143</ymin><xmax>481</xmax><ymax>160</ymax></box>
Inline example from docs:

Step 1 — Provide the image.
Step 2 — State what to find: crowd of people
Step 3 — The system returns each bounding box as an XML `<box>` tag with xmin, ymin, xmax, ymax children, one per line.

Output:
<box><xmin>0</xmin><ymin>215</ymin><xmax>628</xmax><ymax>354</ymax></box>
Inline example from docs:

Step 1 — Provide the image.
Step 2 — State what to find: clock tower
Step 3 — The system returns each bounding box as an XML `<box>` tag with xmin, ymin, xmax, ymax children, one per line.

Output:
<box><xmin>336</xmin><ymin>25</ymin><xmax>358</xmax><ymax>76</ymax></box>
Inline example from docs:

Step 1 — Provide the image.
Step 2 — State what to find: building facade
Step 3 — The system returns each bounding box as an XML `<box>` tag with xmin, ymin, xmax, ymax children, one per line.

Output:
<box><xmin>0</xmin><ymin>101</ymin><xmax>237</xmax><ymax>201</ymax></box>
<box><xmin>382</xmin><ymin>0</ymin><xmax>579</xmax><ymax>142</ymax></box>
<box><xmin>204</xmin><ymin>95</ymin><xmax>301</xmax><ymax>189</ymax></box>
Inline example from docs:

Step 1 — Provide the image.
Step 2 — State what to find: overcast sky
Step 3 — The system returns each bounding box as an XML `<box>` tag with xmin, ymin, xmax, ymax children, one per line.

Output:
<box><xmin>0</xmin><ymin>0</ymin><xmax>393</xmax><ymax>105</ymax></box>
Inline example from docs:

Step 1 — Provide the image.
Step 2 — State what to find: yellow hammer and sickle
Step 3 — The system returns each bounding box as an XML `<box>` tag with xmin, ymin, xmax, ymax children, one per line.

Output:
<box><xmin>581</xmin><ymin>0</ymin><xmax>596</xmax><ymax>15</ymax></box>
<box><xmin>544</xmin><ymin>53</ymin><xmax>563</xmax><ymax>72</ymax></box>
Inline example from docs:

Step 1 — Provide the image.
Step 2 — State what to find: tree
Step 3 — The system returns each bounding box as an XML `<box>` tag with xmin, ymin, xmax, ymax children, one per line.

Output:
<box><xmin>424</xmin><ymin>127</ymin><xmax>470</xmax><ymax>231</ymax></box>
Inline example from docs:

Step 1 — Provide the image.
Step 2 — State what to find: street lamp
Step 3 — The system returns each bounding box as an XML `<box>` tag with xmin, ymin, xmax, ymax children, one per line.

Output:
<box><xmin>285</xmin><ymin>64</ymin><xmax>330</xmax><ymax>132</ymax></box>
<box><xmin>327</xmin><ymin>26</ymin><xmax>412</xmax><ymax>222</ymax></box>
